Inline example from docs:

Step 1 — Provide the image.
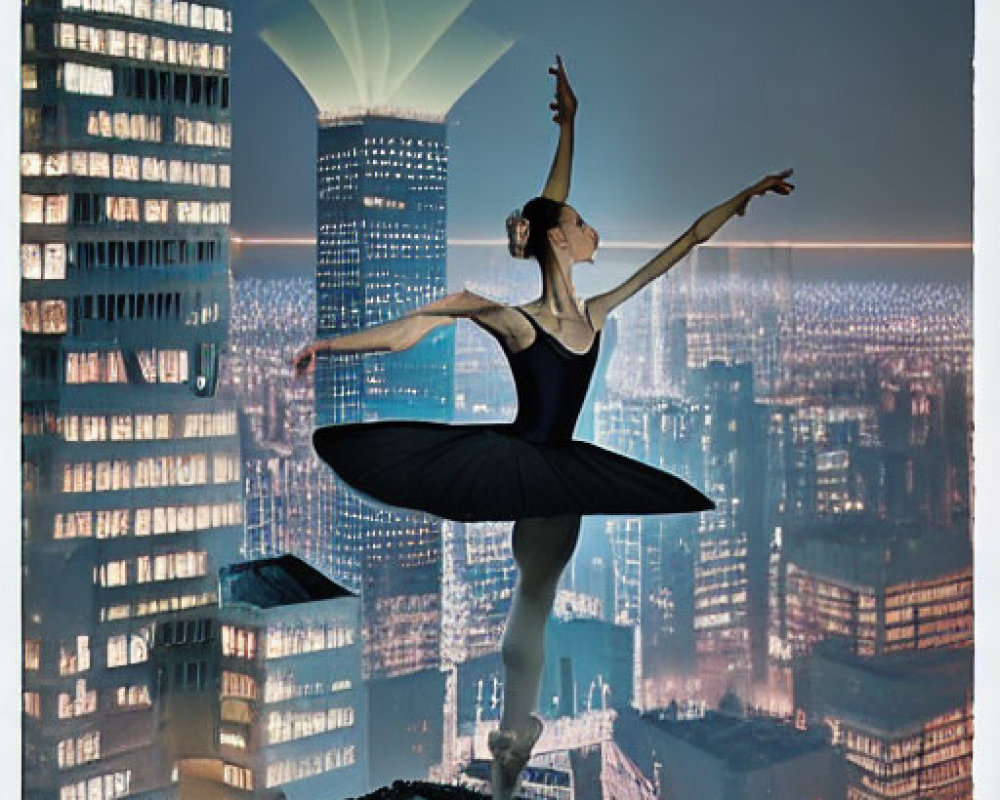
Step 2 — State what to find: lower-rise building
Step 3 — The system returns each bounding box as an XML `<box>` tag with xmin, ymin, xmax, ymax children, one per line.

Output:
<box><xmin>794</xmin><ymin>640</ymin><xmax>972</xmax><ymax>800</ymax></box>
<box><xmin>640</xmin><ymin>709</ymin><xmax>844</xmax><ymax>800</ymax></box>
<box><xmin>775</xmin><ymin>520</ymin><xmax>972</xmax><ymax>660</ymax></box>
<box><xmin>151</xmin><ymin>555</ymin><xmax>368</xmax><ymax>799</ymax></box>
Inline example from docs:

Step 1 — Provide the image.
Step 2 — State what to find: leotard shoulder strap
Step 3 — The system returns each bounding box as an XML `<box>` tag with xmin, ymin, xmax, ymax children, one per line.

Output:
<box><xmin>512</xmin><ymin>306</ymin><xmax>599</xmax><ymax>357</ymax></box>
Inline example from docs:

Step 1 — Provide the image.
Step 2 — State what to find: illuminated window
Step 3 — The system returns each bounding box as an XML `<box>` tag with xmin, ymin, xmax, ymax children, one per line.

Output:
<box><xmin>89</xmin><ymin>151</ymin><xmax>110</xmax><ymax>177</ymax></box>
<box><xmin>54</xmin><ymin>512</ymin><xmax>94</xmax><ymax>539</ymax></box>
<box><xmin>108</xmin><ymin>28</ymin><xmax>127</xmax><ymax>56</ymax></box>
<box><xmin>110</xmin><ymin>415</ymin><xmax>133</xmax><ymax>441</ymax></box>
<box><xmin>142</xmin><ymin>156</ymin><xmax>166</xmax><ymax>181</ymax></box>
<box><xmin>21</xmin><ymin>194</ymin><xmax>44</xmax><ymax>224</ymax></box>
<box><xmin>107</xmin><ymin>196</ymin><xmax>140</xmax><ymax>222</ymax></box>
<box><xmin>57</xmin><ymin>731</ymin><xmax>100</xmax><ymax>769</ymax></box>
<box><xmin>21</xmin><ymin>152</ymin><xmax>41</xmax><ymax>176</ymax></box>
<box><xmin>24</xmin><ymin>692</ymin><xmax>41</xmax><ymax>718</ymax></box>
<box><xmin>22</xmin><ymin>63</ymin><xmax>38</xmax><ymax>90</ymax></box>
<box><xmin>46</xmin><ymin>195</ymin><xmax>69</xmax><ymax>224</ymax></box>
<box><xmin>71</xmin><ymin>151</ymin><xmax>89</xmax><ymax>175</ymax></box>
<box><xmin>221</xmin><ymin>671</ymin><xmax>257</xmax><ymax>700</ymax></box>
<box><xmin>158</xmin><ymin>350</ymin><xmax>188</xmax><ymax>382</ymax></box>
<box><xmin>95</xmin><ymin>509</ymin><xmax>129</xmax><ymax>538</ymax></box>
<box><xmin>174</xmin><ymin>116</ymin><xmax>231</xmax><ymax>148</ymax></box>
<box><xmin>213</xmin><ymin>454</ymin><xmax>238</xmax><ymax>483</ymax></box>
<box><xmin>56</xmin><ymin>22</ymin><xmax>77</xmax><ymax>49</ymax></box>
<box><xmin>176</xmin><ymin>200</ymin><xmax>200</xmax><ymax>223</ymax></box>
<box><xmin>156</xmin><ymin>413</ymin><xmax>171</xmax><ymax>438</ymax></box>
<box><xmin>114</xmin><ymin>685</ymin><xmax>151</xmax><ymax>708</ymax></box>
<box><xmin>223</xmin><ymin>765</ymin><xmax>253</xmax><ymax>791</ymax></box>
<box><xmin>112</xmin><ymin>154</ymin><xmax>139</xmax><ymax>180</ymax></box>
<box><xmin>41</xmin><ymin>300</ymin><xmax>68</xmax><ymax>334</ymax></box>
<box><xmin>21</xmin><ymin>302</ymin><xmax>41</xmax><ymax>333</ymax></box>
<box><xmin>57</xmin><ymin>679</ymin><xmax>97</xmax><ymax>720</ymax></box>
<box><xmin>59</xmin><ymin>635</ymin><xmax>91</xmax><ymax>675</ymax></box>
<box><xmin>221</xmin><ymin>625</ymin><xmax>257</xmax><ymax>659</ymax></box>
<box><xmin>219</xmin><ymin>730</ymin><xmax>246</xmax><ymax>749</ymax></box>
<box><xmin>21</xmin><ymin>244</ymin><xmax>42</xmax><ymax>279</ymax></box>
<box><xmin>98</xmin><ymin>560</ymin><xmax>129</xmax><ymax>588</ymax></box>
<box><xmin>107</xmin><ymin>636</ymin><xmax>129</xmax><ymax>668</ymax></box>
<box><xmin>88</xmin><ymin>110</ymin><xmax>161</xmax><ymax>142</ymax></box>
<box><xmin>44</xmin><ymin>243</ymin><xmax>66</xmax><ymax>279</ymax></box>
<box><xmin>81</xmin><ymin>415</ymin><xmax>107</xmax><ymax>441</ymax></box>
<box><xmin>145</xmin><ymin>199</ymin><xmax>169</xmax><ymax>223</ymax></box>
<box><xmin>25</xmin><ymin>639</ymin><xmax>41</xmax><ymax>671</ymax></box>
<box><xmin>63</xmin><ymin>62</ymin><xmax>114</xmax><ymax>96</ymax></box>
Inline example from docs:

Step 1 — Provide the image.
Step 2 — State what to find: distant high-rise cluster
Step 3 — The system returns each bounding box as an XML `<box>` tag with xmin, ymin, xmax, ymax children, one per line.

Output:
<box><xmin>227</xmin><ymin>239</ymin><xmax>973</xmax><ymax>797</ymax></box>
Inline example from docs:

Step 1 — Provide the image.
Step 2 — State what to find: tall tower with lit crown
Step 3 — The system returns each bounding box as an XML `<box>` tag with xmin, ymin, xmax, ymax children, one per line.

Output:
<box><xmin>260</xmin><ymin>0</ymin><xmax>511</xmax><ymax>680</ymax></box>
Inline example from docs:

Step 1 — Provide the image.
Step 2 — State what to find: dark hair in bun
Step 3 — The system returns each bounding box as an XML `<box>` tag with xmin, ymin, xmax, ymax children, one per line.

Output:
<box><xmin>520</xmin><ymin>197</ymin><xmax>564</xmax><ymax>260</ymax></box>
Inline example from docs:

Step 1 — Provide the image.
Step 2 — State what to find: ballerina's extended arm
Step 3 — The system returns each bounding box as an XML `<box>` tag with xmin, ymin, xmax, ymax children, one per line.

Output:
<box><xmin>541</xmin><ymin>55</ymin><xmax>577</xmax><ymax>202</ymax></box>
<box><xmin>293</xmin><ymin>292</ymin><xmax>516</xmax><ymax>376</ymax></box>
<box><xmin>586</xmin><ymin>170</ymin><xmax>794</xmax><ymax>327</ymax></box>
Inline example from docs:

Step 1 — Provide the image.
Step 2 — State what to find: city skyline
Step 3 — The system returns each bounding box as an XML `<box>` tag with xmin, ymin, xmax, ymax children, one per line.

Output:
<box><xmin>11</xmin><ymin>1</ymin><xmax>997</xmax><ymax>799</ymax></box>
<box><xmin>222</xmin><ymin>256</ymin><xmax>974</xmax><ymax>796</ymax></box>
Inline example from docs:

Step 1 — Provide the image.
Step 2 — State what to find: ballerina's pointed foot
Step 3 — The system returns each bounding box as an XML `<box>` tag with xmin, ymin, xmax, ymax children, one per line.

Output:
<box><xmin>488</xmin><ymin>714</ymin><xmax>544</xmax><ymax>800</ymax></box>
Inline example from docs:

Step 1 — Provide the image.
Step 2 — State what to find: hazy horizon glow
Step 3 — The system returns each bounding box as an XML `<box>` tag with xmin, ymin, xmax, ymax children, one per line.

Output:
<box><xmin>231</xmin><ymin>235</ymin><xmax>973</xmax><ymax>250</ymax></box>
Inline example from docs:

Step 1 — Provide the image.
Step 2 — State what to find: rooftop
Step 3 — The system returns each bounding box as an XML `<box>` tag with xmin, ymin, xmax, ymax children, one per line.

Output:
<box><xmin>641</xmin><ymin>711</ymin><xmax>828</xmax><ymax>771</ymax></box>
<box><xmin>219</xmin><ymin>554</ymin><xmax>354</xmax><ymax>609</ymax></box>
<box><xmin>796</xmin><ymin>639</ymin><xmax>972</xmax><ymax>732</ymax></box>
<box><xmin>785</xmin><ymin>519</ymin><xmax>971</xmax><ymax>588</ymax></box>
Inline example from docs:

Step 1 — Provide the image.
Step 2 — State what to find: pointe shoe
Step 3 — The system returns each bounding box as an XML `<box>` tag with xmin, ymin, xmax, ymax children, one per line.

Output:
<box><xmin>488</xmin><ymin>713</ymin><xmax>544</xmax><ymax>800</ymax></box>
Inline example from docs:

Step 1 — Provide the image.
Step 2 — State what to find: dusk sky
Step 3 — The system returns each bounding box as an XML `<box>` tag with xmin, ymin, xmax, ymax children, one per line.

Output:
<box><xmin>231</xmin><ymin>0</ymin><xmax>973</xmax><ymax>246</ymax></box>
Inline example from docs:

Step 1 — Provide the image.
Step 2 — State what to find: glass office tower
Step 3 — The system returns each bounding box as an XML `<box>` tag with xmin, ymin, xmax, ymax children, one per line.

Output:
<box><xmin>20</xmin><ymin>2</ymin><xmax>242</xmax><ymax>796</ymax></box>
<box><xmin>314</xmin><ymin>113</ymin><xmax>450</xmax><ymax>679</ymax></box>
<box><xmin>315</xmin><ymin>113</ymin><xmax>451</xmax><ymax>426</ymax></box>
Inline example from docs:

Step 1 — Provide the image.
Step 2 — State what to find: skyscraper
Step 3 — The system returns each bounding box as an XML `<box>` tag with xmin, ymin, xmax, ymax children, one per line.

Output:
<box><xmin>313</xmin><ymin>114</ymin><xmax>449</xmax><ymax>679</ymax></box>
<box><xmin>20</xmin><ymin>1</ymin><xmax>241</xmax><ymax>796</ymax></box>
<box><xmin>315</xmin><ymin>115</ymin><xmax>451</xmax><ymax>427</ymax></box>
<box><xmin>687</xmin><ymin>362</ymin><xmax>768</xmax><ymax>701</ymax></box>
<box><xmin>259</xmin><ymin>0</ymin><xmax>511</xmax><ymax>681</ymax></box>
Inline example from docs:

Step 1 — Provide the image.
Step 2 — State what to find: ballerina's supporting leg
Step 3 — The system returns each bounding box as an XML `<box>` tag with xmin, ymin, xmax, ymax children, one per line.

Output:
<box><xmin>500</xmin><ymin>514</ymin><xmax>582</xmax><ymax>735</ymax></box>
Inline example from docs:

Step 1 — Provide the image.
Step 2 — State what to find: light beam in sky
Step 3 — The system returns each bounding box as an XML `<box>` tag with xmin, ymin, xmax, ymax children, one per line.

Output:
<box><xmin>259</xmin><ymin>0</ymin><xmax>512</xmax><ymax>117</ymax></box>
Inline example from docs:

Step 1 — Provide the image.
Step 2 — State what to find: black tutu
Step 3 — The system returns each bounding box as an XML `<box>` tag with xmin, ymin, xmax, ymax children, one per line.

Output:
<box><xmin>313</xmin><ymin>421</ymin><xmax>714</xmax><ymax>522</ymax></box>
<box><xmin>312</xmin><ymin>306</ymin><xmax>714</xmax><ymax>523</ymax></box>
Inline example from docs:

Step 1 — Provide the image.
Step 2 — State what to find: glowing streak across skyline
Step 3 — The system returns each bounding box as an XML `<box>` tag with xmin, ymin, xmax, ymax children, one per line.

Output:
<box><xmin>231</xmin><ymin>236</ymin><xmax>972</xmax><ymax>251</ymax></box>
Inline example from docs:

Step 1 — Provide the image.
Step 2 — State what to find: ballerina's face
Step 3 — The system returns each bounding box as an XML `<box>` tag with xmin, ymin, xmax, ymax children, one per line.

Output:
<box><xmin>551</xmin><ymin>204</ymin><xmax>599</xmax><ymax>264</ymax></box>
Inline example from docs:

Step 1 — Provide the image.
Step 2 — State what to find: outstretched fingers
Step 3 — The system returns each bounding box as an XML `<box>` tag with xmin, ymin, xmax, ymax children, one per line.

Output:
<box><xmin>762</xmin><ymin>168</ymin><xmax>795</xmax><ymax>196</ymax></box>
<box><xmin>547</xmin><ymin>54</ymin><xmax>576</xmax><ymax>124</ymax></box>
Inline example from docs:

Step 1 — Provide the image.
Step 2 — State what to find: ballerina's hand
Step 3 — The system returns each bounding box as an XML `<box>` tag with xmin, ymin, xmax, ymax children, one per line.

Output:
<box><xmin>738</xmin><ymin>169</ymin><xmax>795</xmax><ymax>216</ymax></box>
<box><xmin>548</xmin><ymin>55</ymin><xmax>577</xmax><ymax>125</ymax></box>
<box><xmin>293</xmin><ymin>344</ymin><xmax>319</xmax><ymax>377</ymax></box>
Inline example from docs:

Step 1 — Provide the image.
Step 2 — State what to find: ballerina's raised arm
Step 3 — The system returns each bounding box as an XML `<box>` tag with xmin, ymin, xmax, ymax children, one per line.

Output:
<box><xmin>586</xmin><ymin>169</ymin><xmax>794</xmax><ymax>329</ymax></box>
<box><xmin>541</xmin><ymin>54</ymin><xmax>576</xmax><ymax>203</ymax></box>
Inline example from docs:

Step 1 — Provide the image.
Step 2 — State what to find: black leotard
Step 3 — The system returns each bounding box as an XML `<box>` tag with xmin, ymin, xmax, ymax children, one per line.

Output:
<box><xmin>505</xmin><ymin>308</ymin><xmax>600</xmax><ymax>443</ymax></box>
